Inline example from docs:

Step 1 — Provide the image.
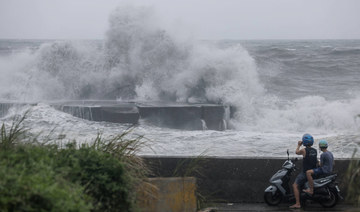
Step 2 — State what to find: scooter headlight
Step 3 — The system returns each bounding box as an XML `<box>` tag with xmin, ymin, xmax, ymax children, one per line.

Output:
<box><xmin>282</xmin><ymin>160</ymin><xmax>294</xmax><ymax>169</ymax></box>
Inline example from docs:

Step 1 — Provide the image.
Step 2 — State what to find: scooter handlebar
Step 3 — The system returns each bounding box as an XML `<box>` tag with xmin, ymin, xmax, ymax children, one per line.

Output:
<box><xmin>292</xmin><ymin>158</ymin><xmax>299</xmax><ymax>163</ymax></box>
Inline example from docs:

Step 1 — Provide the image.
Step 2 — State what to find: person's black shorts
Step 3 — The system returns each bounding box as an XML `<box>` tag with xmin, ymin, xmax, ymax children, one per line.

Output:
<box><xmin>295</xmin><ymin>172</ymin><xmax>307</xmax><ymax>186</ymax></box>
<box><xmin>313</xmin><ymin>167</ymin><xmax>324</xmax><ymax>175</ymax></box>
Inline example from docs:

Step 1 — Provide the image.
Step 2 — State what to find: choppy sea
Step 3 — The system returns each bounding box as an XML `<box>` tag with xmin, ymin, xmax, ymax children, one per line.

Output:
<box><xmin>1</xmin><ymin>8</ymin><xmax>359</xmax><ymax>158</ymax></box>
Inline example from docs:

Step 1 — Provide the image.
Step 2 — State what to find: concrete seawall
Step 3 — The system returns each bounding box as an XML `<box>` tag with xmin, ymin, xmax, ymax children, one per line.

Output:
<box><xmin>143</xmin><ymin>156</ymin><xmax>352</xmax><ymax>203</ymax></box>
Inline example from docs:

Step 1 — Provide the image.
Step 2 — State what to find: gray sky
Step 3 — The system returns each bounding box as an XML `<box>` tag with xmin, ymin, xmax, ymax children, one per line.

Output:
<box><xmin>0</xmin><ymin>0</ymin><xmax>359</xmax><ymax>40</ymax></box>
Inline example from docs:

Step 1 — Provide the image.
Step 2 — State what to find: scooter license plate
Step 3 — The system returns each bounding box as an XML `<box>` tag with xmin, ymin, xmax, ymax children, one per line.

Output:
<box><xmin>335</xmin><ymin>185</ymin><xmax>340</xmax><ymax>192</ymax></box>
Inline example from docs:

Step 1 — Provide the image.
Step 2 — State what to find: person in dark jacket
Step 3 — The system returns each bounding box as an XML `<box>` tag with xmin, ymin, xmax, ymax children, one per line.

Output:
<box><xmin>289</xmin><ymin>134</ymin><xmax>317</xmax><ymax>209</ymax></box>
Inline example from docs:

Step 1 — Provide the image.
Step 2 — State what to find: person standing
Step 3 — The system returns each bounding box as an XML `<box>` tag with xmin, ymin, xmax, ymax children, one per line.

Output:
<box><xmin>289</xmin><ymin>134</ymin><xmax>317</xmax><ymax>209</ymax></box>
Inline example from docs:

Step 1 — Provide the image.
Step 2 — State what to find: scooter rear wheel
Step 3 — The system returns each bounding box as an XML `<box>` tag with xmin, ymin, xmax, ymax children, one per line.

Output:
<box><xmin>319</xmin><ymin>189</ymin><xmax>338</xmax><ymax>208</ymax></box>
<box><xmin>264</xmin><ymin>191</ymin><xmax>282</xmax><ymax>206</ymax></box>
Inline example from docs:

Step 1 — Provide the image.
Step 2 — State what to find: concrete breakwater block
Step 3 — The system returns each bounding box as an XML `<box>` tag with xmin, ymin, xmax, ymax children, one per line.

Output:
<box><xmin>138</xmin><ymin>104</ymin><xmax>203</xmax><ymax>130</ymax></box>
<box><xmin>53</xmin><ymin>101</ymin><xmax>228</xmax><ymax>130</ymax></box>
<box><xmin>0</xmin><ymin>102</ymin><xmax>37</xmax><ymax>117</ymax></box>
<box><xmin>137</xmin><ymin>177</ymin><xmax>197</xmax><ymax>212</ymax></box>
<box><xmin>51</xmin><ymin>101</ymin><xmax>140</xmax><ymax>124</ymax></box>
<box><xmin>0</xmin><ymin>103</ymin><xmax>16</xmax><ymax>117</ymax></box>
<box><xmin>0</xmin><ymin>101</ymin><xmax>229</xmax><ymax>130</ymax></box>
<box><xmin>201</xmin><ymin>105</ymin><xmax>228</xmax><ymax>130</ymax></box>
<box><xmin>137</xmin><ymin>102</ymin><xmax>227</xmax><ymax>130</ymax></box>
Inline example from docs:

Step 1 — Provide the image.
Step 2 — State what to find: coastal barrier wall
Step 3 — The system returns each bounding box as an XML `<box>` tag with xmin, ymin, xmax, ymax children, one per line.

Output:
<box><xmin>143</xmin><ymin>156</ymin><xmax>352</xmax><ymax>203</ymax></box>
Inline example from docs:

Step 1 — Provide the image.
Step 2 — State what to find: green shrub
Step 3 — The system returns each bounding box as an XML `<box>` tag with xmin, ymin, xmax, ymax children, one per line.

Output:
<box><xmin>0</xmin><ymin>113</ymin><xmax>148</xmax><ymax>212</ymax></box>
<box><xmin>55</xmin><ymin>143</ymin><xmax>133</xmax><ymax>212</ymax></box>
<box><xmin>0</xmin><ymin>145</ymin><xmax>92</xmax><ymax>212</ymax></box>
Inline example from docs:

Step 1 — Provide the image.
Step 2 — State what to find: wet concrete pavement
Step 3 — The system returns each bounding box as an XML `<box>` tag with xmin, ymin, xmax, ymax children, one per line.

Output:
<box><xmin>200</xmin><ymin>203</ymin><xmax>359</xmax><ymax>212</ymax></box>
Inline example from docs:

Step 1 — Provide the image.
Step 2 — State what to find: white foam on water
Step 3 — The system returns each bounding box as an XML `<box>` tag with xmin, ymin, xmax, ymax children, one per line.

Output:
<box><xmin>1</xmin><ymin>104</ymin><xmax>358</xmax><ymax>158</ymax></box>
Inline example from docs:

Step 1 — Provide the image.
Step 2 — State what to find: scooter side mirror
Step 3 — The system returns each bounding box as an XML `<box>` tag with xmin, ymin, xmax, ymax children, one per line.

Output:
<box><xmin>287</xmin><ymin>149</ymin><xmax>289</xmax><ymax>158</ymax></box>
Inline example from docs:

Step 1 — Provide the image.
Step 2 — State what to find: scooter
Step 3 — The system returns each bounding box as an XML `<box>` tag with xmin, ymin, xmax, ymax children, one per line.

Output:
<box><xmin>264</xmin><ymin>150</ymin><xmax>342</xmax><ymax>208</ymax></box>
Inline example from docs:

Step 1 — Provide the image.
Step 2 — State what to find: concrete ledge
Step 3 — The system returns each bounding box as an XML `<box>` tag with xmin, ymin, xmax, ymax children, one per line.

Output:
<box><xmin>143</xmin><ymin>157</ymin><xmax>352</xmax><ymax>203</ymax></box>
<box><xmin>137</xmin><ymin>177</ymin><xmax>197</xmax><ymax>212</ymax></box>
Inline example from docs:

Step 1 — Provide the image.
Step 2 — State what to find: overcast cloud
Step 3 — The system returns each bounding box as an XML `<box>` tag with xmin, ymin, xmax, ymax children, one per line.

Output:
<box><xmin>0</xmin><ymin>0</ymin><xmax>359</xmax><ymax>40</ymax></box>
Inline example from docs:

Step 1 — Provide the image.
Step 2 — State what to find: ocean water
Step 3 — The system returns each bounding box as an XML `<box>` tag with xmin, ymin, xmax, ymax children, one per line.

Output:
<box><xmin>1</xmin><ymin>6</ymin><xmax>359</xmax><ymax>158</ymax></box>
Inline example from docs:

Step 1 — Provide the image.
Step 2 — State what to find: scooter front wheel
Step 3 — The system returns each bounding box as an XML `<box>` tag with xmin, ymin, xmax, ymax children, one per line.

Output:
<box><xmin>264</xmin><ymin>191</ymin><xmax>282</xmax><ymax>206</ymax></box>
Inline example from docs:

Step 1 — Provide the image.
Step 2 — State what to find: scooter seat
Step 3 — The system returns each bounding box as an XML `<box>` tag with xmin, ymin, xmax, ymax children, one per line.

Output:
<box><xmin>313</xmin><ymin>173</ymin><xmax>332</xmax><ymax>179</ymax></box>
<box><xmin>313</xmin><ymin>174</ymin><xmax>337</xmax><ymax>188</ymax></box>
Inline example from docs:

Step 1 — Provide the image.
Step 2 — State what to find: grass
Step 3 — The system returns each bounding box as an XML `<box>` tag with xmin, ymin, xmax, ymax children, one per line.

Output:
<box><xmin>172</xmin><ymin>152</ymin><xmax>208</xmax><ymax>178</ymax></box>
<box><xmin>0</xmin><ymin>112</ymin><xmax>27</xmax><ymax>150</ymax></box>
<box><xmin>170</xmin><ymin>151</ymin><xmax>211</xmax><ymax>210</ymax></box>
<box><xmin>0</xmin><ymin>112</ymin><xmax>149</xmax><ymax>212</ymax></box>
<box><xmin>345</xmin><ymin>149</ymin><xmax>360</xmax><ymax>207</ymax></box>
